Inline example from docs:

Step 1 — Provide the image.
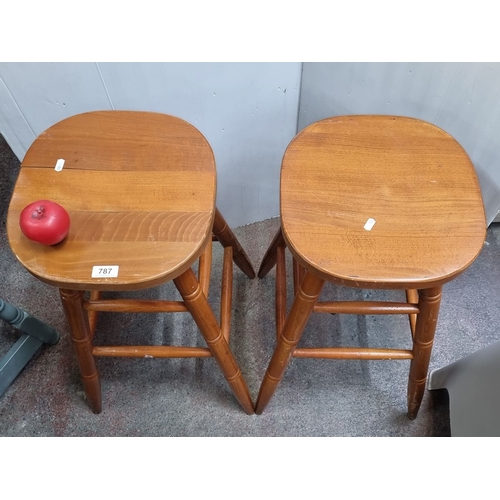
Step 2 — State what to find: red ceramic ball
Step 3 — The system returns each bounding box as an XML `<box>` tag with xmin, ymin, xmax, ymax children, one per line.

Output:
<box><xmin>19</xmin><ymin>200</ymin><xmax>70</xmax><ymax>245</ymax></box>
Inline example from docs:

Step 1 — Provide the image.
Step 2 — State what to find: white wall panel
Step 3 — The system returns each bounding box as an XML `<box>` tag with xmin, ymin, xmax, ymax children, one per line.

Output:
<box><xmin>0</xmin><ymin>62</ymin><xmax>301</xmax><ymax>227</ymax></box>
<box><xmin>0</xmin><ymin>62</ymin><xmax>112</xmax><ymax>137</ymax></box>
<box><xmin>0</xmin><ymin>76</ymin><xmax>35</xmax><ymax>159</ymax></box>
<box><xmin>3</xmin><ymin>62</ymin><xmax>498</xmax><ymax>226</ymax></box>
<box><xmin>97</xmin><ymin>62</ymin><xmax>301</xmax><ymax>226</ymax></box>
<box><xmin>299</xmin><ymin>62</ymin><xmax>500</xmax><ymax>224</ymax></box>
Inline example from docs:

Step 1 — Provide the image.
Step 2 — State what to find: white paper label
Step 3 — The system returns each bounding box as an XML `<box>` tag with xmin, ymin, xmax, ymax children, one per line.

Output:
<box><xmin>55</xmin><ymin>159</ymin><xmax>65</xmax><ymax>171</ymax></box>
<box><xmin>364</xmin><ymin>218</ymin><xmax>376</xmax><ymax>231</ymax></box>
<box><xmin>91</xmin><ymin>265</ymin><xmax>119</xmax><ymax>278</ymax></box>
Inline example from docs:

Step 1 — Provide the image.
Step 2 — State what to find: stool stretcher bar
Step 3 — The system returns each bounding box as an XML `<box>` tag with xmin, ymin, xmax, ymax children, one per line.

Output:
<box><xmin>85</xmin><ymin>300</ymin><xmax>188</xmax><ymax>313</ymax></box>
<box><xmin>313</xmin><ymin>301</ymin><xmax>420</xmax><ymax>315</ymax></box>
<box><xmin>93</xmin><ymin>346</ymin><xmax>212</xmax><ymax>358</ymax></box>
<box><xmin>293</xmin><ymin>347</ymin><xmax>414</xmax><ymax>360</ymax></box>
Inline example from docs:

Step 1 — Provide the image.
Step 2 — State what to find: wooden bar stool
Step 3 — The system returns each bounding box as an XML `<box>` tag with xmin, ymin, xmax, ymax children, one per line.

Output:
<box><xmin>6</xmin><ymin>111</ymin><xmax>255</xmax><ymax>415</ymax></box>
<box><xmin>255</xmin><ymin>115</ymin><xmax>486</xmax><ymax>419</ymax></box>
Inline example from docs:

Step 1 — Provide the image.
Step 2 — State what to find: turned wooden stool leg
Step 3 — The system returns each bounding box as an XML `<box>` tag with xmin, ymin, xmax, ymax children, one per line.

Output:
<box><xmin>292</xmin><ymin>257</ymin><xmax>305</xmax><ymax>296</ymax></box>
<box><xmin>255</xmin><ymin>270</ymin><xmax>324</xmax><ymax>414</ymax></box>
<box><xmin>257</xmin><ymin>226</ymin><xmax>287</xmax><ymax>339</ymax></box>
<box><xmin>276</xmin><ymin>245</ymin><xmax>287</xmax><ymax>341</ymax></box>
<box><xmin>258</xmin><ymin>227</ymin><xmax>285</xmax><ymax>278</ymax></box>
<box><xmin>405</xmin><ymin>289</ymin><xmax>419</xmax><ymax>339</ymax></box>
<box><xmin>59</xmin><ymin>289</ymin><xmax>102</xmax><ymax>414</ymax></box>
<box><xmin>407</xmin><ymin>286</ymin><xmax>442</xmax><ymax>419</ymax></box>
<box><xmin>174</xmin><ymin>267</ymin><xmax>255</xmax><ymax>415</ymax></box>
<box><xmin>213</xmin><ymin>208</ymin><xmax>256</xmax><ymax>279</ymax></box>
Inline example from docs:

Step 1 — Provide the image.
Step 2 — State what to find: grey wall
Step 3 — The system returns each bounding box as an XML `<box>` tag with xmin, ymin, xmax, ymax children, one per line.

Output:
<box><xmin>0</xmin><ymin>62</ymin><xmax>302</xmax><ymax>227</ymax></box>
<box><xmin>2</xmin><ymin>62</ymin><xmax>500</xmax><ymax>226</ymax></box>
<box><xmin>299</xmin><ymin>62</ymin><xmax>500</xmax><ymax>225</ymax></box>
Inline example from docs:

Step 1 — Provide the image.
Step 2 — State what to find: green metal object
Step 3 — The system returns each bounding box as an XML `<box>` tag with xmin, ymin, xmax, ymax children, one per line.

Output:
<box><xmin>0</xmin><ymin>299</ymin><xmax>59</xmax><ymax>396</ymax></box>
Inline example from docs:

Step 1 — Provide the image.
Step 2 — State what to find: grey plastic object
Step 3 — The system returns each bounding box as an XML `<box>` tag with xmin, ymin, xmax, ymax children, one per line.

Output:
<box><xmin>428</xmin><ymin>341</ymin><xmax>500</xmax><ymax>437</ymax></box>
<box><xmin>0</xmin><ymin>298</ymin><xmax>59</xmax><ymax>396</ymax></box>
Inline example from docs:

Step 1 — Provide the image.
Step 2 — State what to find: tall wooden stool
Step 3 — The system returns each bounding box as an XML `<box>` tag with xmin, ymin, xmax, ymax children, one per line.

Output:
<box><xmin>255</xmin><ymin>115</ymin><xmax>486</xmax><ymax>419</ymax></box>
<box><xmin>7</xmin><ymin>111</ymin><xmax>255</xmax><ymax>415</ymax></box>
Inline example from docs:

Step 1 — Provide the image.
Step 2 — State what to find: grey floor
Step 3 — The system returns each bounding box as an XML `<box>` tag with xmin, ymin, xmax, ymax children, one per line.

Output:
<box><xmin>1</xmin><ymin>134</ymin><xmax>499</xmax><ymax>437</ymax></box>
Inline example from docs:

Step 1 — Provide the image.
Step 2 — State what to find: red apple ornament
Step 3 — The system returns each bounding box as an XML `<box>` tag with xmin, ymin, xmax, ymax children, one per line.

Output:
<box><xmin>19</xmin><ymin>200</ymin><xmax>70</xmax><ymax>245</ymax></box>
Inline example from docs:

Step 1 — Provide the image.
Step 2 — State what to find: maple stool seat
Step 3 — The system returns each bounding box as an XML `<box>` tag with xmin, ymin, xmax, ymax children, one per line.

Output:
<box><xmin>7</xmin><ymin>111</ymin><xmax>255</xmax><ymax>415</ymax></box>
<box><xmin>255</xmin><ymin>115</ymin><xmax>486</xmax><ymax>419</ymax></box>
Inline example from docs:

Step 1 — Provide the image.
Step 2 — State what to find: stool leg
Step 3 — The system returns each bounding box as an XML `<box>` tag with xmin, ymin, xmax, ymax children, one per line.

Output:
<box><xmin>275</xmin><ymin>245</ymin><xmax>287</xmax><ymax>341</ymax></box>
<box><xmin>292</xmin><ymin>257</ymin><xmax>305</xmax><ymax>296</ymax></box>
<box><xmin>255</xmin><ymin>270</ymin><xmax>324</xmax><ymax>414</ymax></box>
<box><xmin>258</xmin><ymin>227</ymin><xmax>285</xmax><ymax>278</ymax></box>
<box><xmin>59</xmin><ymin>289</ymin><xmax>102</xmax><ymax>414</ymax></box>
<box><xmin>407</xmin><ymin>286</ymin><xmax>442</xmax><ymax>419</ymax></box>
<box><xmin>174</xmin><ymin>268</ymin><xmax>255</xmax><ymax>415</ymax></box>
<box><xmin>213</xmin><ymin>208</ymin><xmax>256</xmax><ymax>279</ymax></box>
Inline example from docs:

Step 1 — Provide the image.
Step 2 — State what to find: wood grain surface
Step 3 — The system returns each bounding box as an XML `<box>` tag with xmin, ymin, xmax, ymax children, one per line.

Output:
<box><xmin>281</xmin><ymin>115</ymin><xmax>486</xmax><ymax>289</ymax></box>
<box><xmin>7</xmin><ymin>111</ymin><xmax>216</xmax><ymax>290</ymax></box>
